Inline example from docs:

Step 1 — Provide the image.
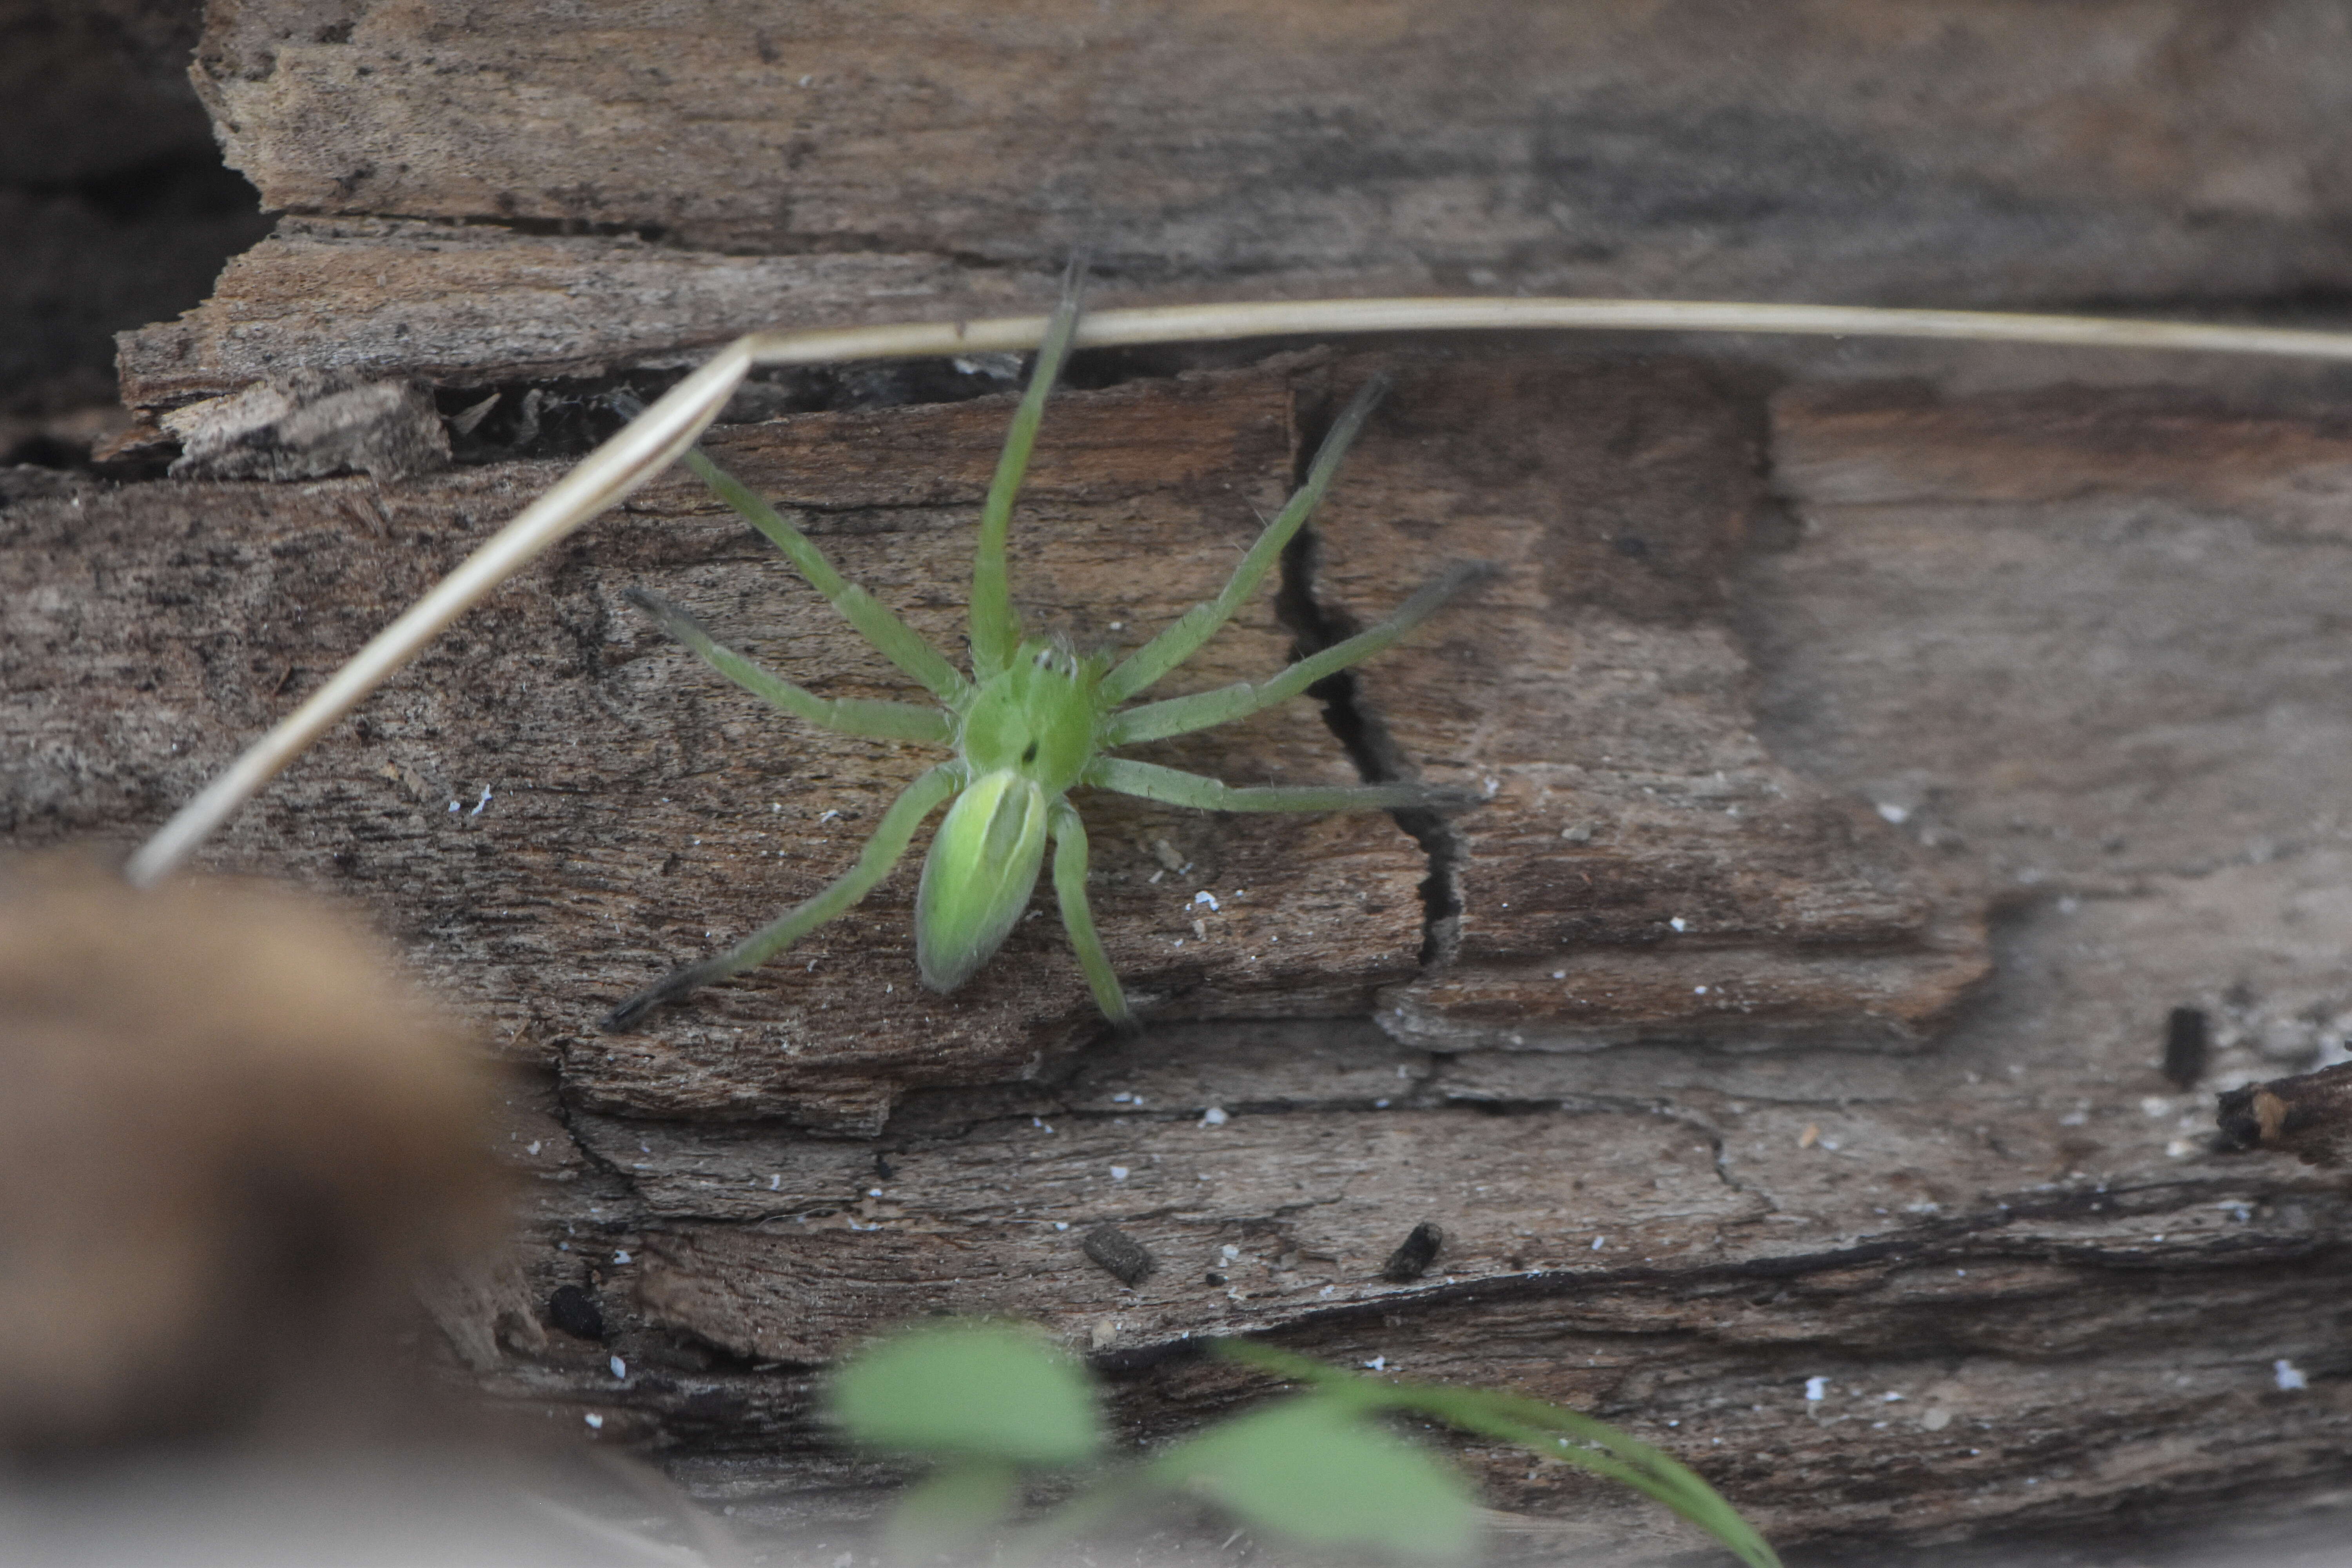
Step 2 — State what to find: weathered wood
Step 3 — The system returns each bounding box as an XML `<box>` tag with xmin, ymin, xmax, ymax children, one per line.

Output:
<box><xmin>7</xmin><ymin>354</ymin><xmax>1982</xmax><ymax>1119</ymax></box>
<box><xmin>124</xmin><ymin>2</ymin><xmax>2352</xmax><ymax>409</ymax></box>
<box><xmin>11</xmin><ymin>361</ymin><xmax>1442</xmax><ymax>1129</ymax></box>
<box><xmin>11</xmin><ymin>356</ymin><xmax>2352</xmax><ymax>1557</ymax></box>
<box><xmin>1307</xmin><ymin>354</ymin><xmax>1986</xmax><ymax>1053</ymax></box>
<box><xmin>25</xmin><ymin>0</ymin><xmax>2352</xmax><ymax>1553</ymax></box>
<box><xmin>189</xmin><ymin>0</ymin><xmax>2352</xmax><ymax>286</ymax></box>
<box><xmin>116</xmin><ymin>218</ymin><xmax>1048</xmax><ymax>412</ymax></box>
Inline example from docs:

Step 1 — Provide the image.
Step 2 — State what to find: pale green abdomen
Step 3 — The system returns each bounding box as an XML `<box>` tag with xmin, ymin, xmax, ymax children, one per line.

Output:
<box><xmin>915</xmin><ymin>769</ymin><xmax>1049</xmax><ymax>993</ymax></box>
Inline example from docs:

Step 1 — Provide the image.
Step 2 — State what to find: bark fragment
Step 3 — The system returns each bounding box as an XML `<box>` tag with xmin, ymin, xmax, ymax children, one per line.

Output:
<box><xmin>2218</xmin><ymin>1063</ymin><xmax>2352</xmax><ymax>1168</ymax></box>
<box><xmin>166</xmin><ymin>367</ymin><xmax>450</xmax><ymax>482</ymax></box>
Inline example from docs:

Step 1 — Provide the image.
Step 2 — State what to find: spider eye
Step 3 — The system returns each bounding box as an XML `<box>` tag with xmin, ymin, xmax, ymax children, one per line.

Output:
<box><xmin>1021</xmin><ymin>741</ymin><xmax>1040</xmax><ymax>764</ymax></box>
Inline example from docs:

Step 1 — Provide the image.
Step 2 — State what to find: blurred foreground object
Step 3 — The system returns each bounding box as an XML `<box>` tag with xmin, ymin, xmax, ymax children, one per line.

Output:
<box><xmin>0</xmin><ymin>856</ymin><xmax>506</xmax><ymax>1454</ymax></box>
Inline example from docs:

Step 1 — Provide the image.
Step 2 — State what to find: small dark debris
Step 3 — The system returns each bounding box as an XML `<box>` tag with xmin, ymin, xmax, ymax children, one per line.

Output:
<box><xmin>873</xmin><ymin>1152</ymin><xmax>896</xmax><ymax>1181</ymax></box>
<box><xmin>1082</xmin><ymin>1225</ymin><xmax>1155</xmax><ymax>1286</ymax></box>
<box><xmin>546</xmin><ymin>1284</ymin><xmax>606</xmax><ymax>1341</ymax></box>
<box><xmin>1203</xmin><ymin>1271</ymin><xmax>1227</xmax><ymax>1287</ymax></box>
<box><xmin>2164</xmin><ymin>1006</ymin><xmax>2210</xmax><ymax>1089</ymax></box>
<box><xmin>1380</xmin><ymin>1221</ymin><xmax>1444</xmax><ymax>1282</ymax></box>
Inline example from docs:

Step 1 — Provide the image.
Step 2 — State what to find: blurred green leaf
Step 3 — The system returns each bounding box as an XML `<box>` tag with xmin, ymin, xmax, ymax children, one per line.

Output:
<box><xmin>880</xmin><ymin>1457</ymin><xmax>1022</xmax><ymax>1561</ymax></box>
<box><xmin>1148</xmin><ymin>1397</ymin><xmax>1478</xmax><ymax>1561</ymax></box>
<box><xmin>1213</xmin><ymin>1341</ymin><xmax>1779</xmax><ymax>1568</ymax></box>
<box><xmin>831</xmin><ymin>1322</ymin><xmax>1102</xmax><ymax>1465</ymax></box>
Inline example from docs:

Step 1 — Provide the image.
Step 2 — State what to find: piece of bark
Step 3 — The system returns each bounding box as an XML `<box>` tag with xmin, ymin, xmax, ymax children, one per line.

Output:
<box><xmin>1379</xmin><ymin>1220</ymin><xmax>1445</xmax><ymax>1282</ymax></box>
<box><xmin>165</xmin><ymin>368</ymin><xmax>451</xmax><ymax>482</ymax></box>
<box><xmin>1080</xmin><ymin>1225</ymin><xmax>1157</xmax><ymax>1287</ymax></box>
<box><xmin>117</xmin><ymin>219</ymin><xmax>1053</xmax><ymax>413</ymax></box>
<box><xmin>545</xmin><ymin>1283</ymin><xmax>608</xmax><ymax>1343</ymax></box>
<box><xmin>192</xmin><ymin>1</ymin><xmax>2352</xmax><ymax>294</ymax></box>
<box><xmin>1309</xmin><ymin>355</ymin><xmax>1988</xmax><ymax>1053</ymax></box>
<box><xmin>2165</xmin><ymin>1005</ymin><xmax>2213</xmax><ymax>1090</ymax></box>
<box><xmin>119</xmin><ymin>4</ymin><xmax>2352</xmax><ymax>414</ymax></box>
<box><xmin>15</xmin><ymin>358</ymin><xmax>2352</xmax><ymax>1556</ymax></box>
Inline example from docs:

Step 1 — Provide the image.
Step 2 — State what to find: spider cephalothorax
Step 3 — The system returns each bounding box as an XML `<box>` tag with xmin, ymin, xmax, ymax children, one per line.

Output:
<box><xmin>916</xmin><ymin>638</ymin><xmax>1101</xmax><ymax>994</ymax></box>
<box><xmin>603</xmin><ymin>284</ymin><xmax>1491</xmax><ymax>1033</ymax></box>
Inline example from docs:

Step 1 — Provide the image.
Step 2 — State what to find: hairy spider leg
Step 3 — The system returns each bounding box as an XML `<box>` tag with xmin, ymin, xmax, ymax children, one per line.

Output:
<box><xmin>623</xmin><ymin>588</ymin><xmax>953</xmax><ymax>744</ymax></box>
<box><xmin>1096</xmin><ymin>375</ymin><xmax>1387</xmax><ymax>706</ymax></box>
<box><xmin>1103</xmin><ymin>559</ymin><xmax>1498</xmax><ymax>745</ymax></box>
<box><xmin>600</xmin><ymin>762</ymin><xmax>967</xmax><ymax>1032</ymax></box>
<box><xmin>680</xmin><ymin>449</ymin><xmax>972</xmax><ymax>710</ymax></box>
<box><xmin>969</xmin><ymin>283</ymin><xmax>1086</xmax><ymax>681</ymax></box>
<box><xmin>1083</xmin><ymin>757</ymin><xmax>1470</xmax><ymax>814</ymax></box>
<box><xmin>1046</xmin><ymin>799</ymin><xmax>1130</xmax><ymax>1025</ymax></box>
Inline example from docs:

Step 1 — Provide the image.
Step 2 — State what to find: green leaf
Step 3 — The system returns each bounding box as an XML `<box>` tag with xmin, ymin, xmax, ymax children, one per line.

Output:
<box><xmin>879</xmin><ymin>1457</ymin><xmax>1021</xmax><ymax>1561</ymax></box>
<box><xmin>1148</xmin><ymin>1397</ymin><xmax>1478</xmax><ymax>1561</ymax></box>
<box><xmin>1211</xmin><ymin>1340</ymin><xmax>1780</xmax><ymax>1568</ymax></box>
<box><xmin>831</xmin><ymin>1322</ymin><xmax>1102</xmax><ymax>1465</ymax></box>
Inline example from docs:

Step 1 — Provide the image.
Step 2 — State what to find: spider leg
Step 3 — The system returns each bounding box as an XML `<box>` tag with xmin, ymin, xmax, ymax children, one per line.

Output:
<box><xmin>1103</xmin><ymin>561</ymin><xmax>1498</xmax><ymax>744</ymax></box>
<box><xmin>625</xmin><ymin>589</ymin><xmax>954</xmax><ymax>744</ymax></box>
<box><xmin>968</xmin><ymin>269</ymin><xmax>1087</xmax><ymax>681</ymax></box>
<box><xmin>600</xmin><ymin>761</ymin><xmax>967</xmax><ymax>1031</ymax></box>
<box><xmin>1047</xmin><ymin>799</ymin><xmax>1133</xmax><ymax>1027</ymax></box>
<box><xmin>1083</xmin><ymin>757</ymin><xmax>1476</xmax><ymax>814</ymax></box>
<box><xmin>1099</xmin><ymin>376</ymin><xmax>1387</xmax><ymax>706</ymax></box>
<box><xmin>682</xmin><ymin>449</ymin><xmax>972</xmax><ymax>710</ymax></box>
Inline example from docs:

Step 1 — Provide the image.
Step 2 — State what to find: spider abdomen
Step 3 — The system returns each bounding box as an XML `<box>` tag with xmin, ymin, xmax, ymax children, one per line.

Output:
<box><xmin>915</xmin><ymin>768</ymin><xmax>1051</xmax><ymax>993</ymax></box>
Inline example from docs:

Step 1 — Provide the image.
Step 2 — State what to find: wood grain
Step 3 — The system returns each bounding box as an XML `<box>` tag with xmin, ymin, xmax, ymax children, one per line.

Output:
<box><xmin>13</xmin><ymin>354</ymin><xmax>2352</xmax><ymax>1555</ymax></box>
<box><xmin>122</xmin><ymin>2</ymin><xmax>2352</xmax><ymax>412</ymax></box>
<box><xmin>28</xmin><ymin>0</ymin><xmax>2352</xmax><ymax>1553</ymax></box>
<box><xmin>193</xmin><ymin>1</ymin><xmax>2352</xmax><ymax>289</ymax></box>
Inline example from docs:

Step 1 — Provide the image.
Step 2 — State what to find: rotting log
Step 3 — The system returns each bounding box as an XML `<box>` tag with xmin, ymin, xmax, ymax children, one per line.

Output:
<box><xmin>10</xmin><ymin>352</ymin><xmax>2352</xmax><ymax>1559</ymax></box>
<box><xmin>123</xmin><ymin>1</ymin><xmax>2352</xmax><ymax>415</ymax></box>
<box><xmin>16</xmin><ymin>0</ymin><xmax>2352</xmax><ymax>1557</ymax></box>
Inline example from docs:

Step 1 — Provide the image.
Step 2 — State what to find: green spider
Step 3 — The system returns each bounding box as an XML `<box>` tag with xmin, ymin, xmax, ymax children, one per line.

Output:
<box><xmin>601</xmin><ymin>288</ymin><xmax>1492</xmax><ymax>1033</ymax></box>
